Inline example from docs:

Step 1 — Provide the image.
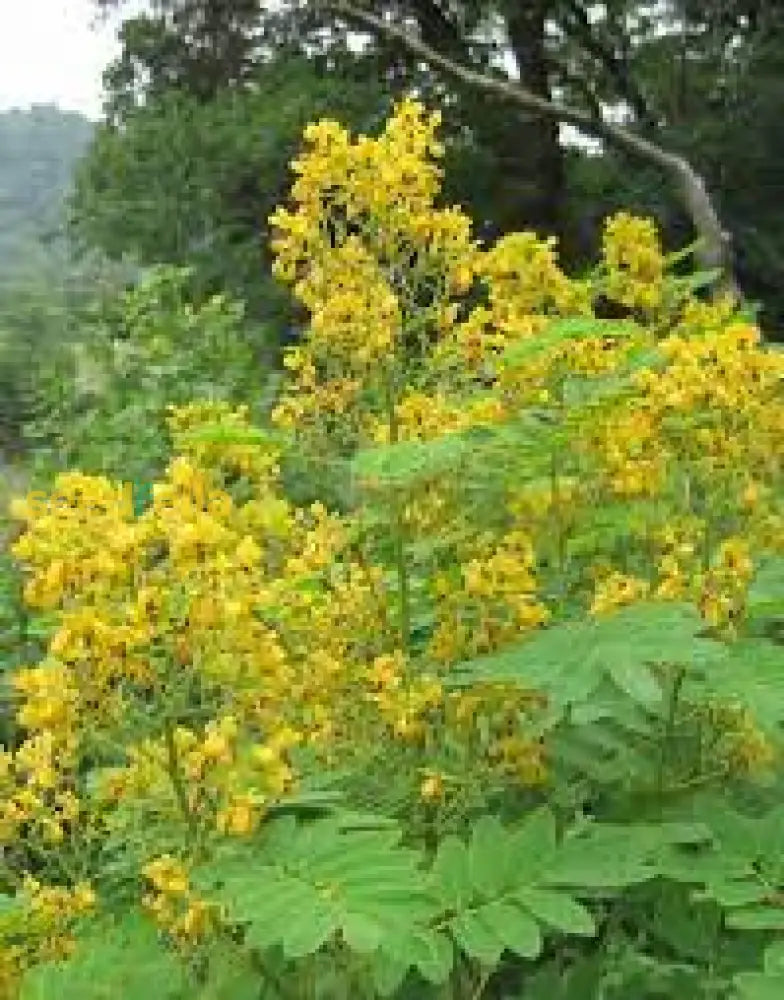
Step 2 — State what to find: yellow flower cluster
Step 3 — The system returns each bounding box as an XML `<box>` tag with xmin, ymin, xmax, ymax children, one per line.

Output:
<box><xmin>654</xmin><ymin>520</ymin><xmax>703</xmax><ymax>601</ymax></box>
<box><xmin>166</xmin><ymin>401</ymin><xmax>280</xmax><ymax>485</ymax></box>
<box><xmin>696</xmin><ymin>700</ymin><xmax>775</xmax><ymax>775</ymax></box>
<box><xmin>0</xmin><ymin>733</ymin><xmax>79</xmax><ymax>847</ymax></box>
<box><xmin>142</xmin><ymin>855</ymin><xmax>213</xmax><ymax>947</ymax></box>
<box><xmin>580</xmin><ymin>321</ymin><xmax>782</xmax><ymax>585</ymax></box>
<box><xmin>601</xmin><ymin>212</ymin><xmax>664</xmax><ymax>312</ymax></box>
<box><xmin>4</xmin><ymin>99</ymin><xmax>782</xmax><ymax>992</ymax></box>
<box><xmin>268</xmin><ymin>97</ymin><xmax>612</xmax><ymax>458</ymax></box>
<box><xmin>582</xmin><ymin>406</ymin><xmax>665</xmax><ymax>499</ymax></box>
<box><xmin>446</xmin><ymin>682</ymin><xmax>548</xmax><ymax>786</ymax></box>
<box><xmin>0</xmin><ymin>877</ymin><xmax>95</xmax><ymax>998</ymax></box>
<box><xmin>4</xmin><ymin>405</ymin><xmax>378</xmax><ymax>868</ymax></box>
<box><xmin>430</xmin><ymin>531</ymin><xmax>550</xmax><ymax>665</ymax></box>
<box><xmin>630</xmin><ymin>322</ymin><xmax>784</xmax><ymax>483</ymax></box>
<box><xmin>589</xmin><ymin>571</ymin><xmax>650</xmax><ymax>617</ymax></box>
<box><xmin>652</xmin><ymin>527</ymin><xmax>759</xmax><ymax>634</ymax></box>
<box><xmin>698</xmin><ymin>537</ymin><xmax>755</xmax><ymax>635</ymax></box>
<box><xmin>269</xmin><ymin>99</ymin><xmax>477</xmax><ymax>394</ymax></box>
<box><xmin>480</xmin><ymin>232</ymin><xmax>591</xmax><ymax>331</ymax></box>
<box><xmin>368</xmin><ymin>390</ymin><xmax>505</xmax><ymax>444</ymax></box>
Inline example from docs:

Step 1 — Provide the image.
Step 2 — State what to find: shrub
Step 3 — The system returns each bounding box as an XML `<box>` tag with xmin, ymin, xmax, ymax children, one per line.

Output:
<box><xmin>22</xmin><ymin>264</ymin><xmax>274</xmax><ymax>487</ymax></box>
<box><xmin>1</xmin><ymin>99</ymin><xmax>783</xmax><ymax>999</ymax></box>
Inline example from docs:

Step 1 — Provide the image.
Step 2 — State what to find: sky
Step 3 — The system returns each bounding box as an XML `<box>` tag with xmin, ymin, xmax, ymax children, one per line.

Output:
<box><xmin>0</xmin><ymin>0</ymin><xmax>606</xmax><ymax>148</ymax></box>
<box><xmin>0</xmin><ymin>0</ymin><xmax>135</xmax><ymax>119</ymax></box>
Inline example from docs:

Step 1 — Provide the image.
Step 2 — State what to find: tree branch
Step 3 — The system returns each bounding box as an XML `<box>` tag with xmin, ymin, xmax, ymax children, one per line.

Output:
<box><xmin>323</xmin><ymin>0</ymin><xmax>737</xmax><ymax>295</ymax></box>
<box><xmin>558</xmin><ymin>0</ymin><xmax>658</xmax><ymax>132</ymax></box>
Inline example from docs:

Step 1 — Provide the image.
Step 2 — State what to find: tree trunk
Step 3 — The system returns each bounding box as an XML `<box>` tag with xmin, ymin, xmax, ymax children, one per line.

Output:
<box><xmin>403</xmin><ymin>0</ymin><xmax>564</xmax><ymax>240</ymax></box>
<box><xmin>495</xmin><ymin>0</ymin><xmax>564</xmax><ymax>240</ymax></box>
<box><xmin>329</xmin><ymin>0</ymin><xmax>737</xmax><ymax>295</ymax></box>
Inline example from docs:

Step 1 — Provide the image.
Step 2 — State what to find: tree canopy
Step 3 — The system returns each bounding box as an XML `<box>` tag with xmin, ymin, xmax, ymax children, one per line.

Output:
<box><xmin>80</xmin><ymin>0</ymin><xmax>784</xmax><ymax>335</ymax></box>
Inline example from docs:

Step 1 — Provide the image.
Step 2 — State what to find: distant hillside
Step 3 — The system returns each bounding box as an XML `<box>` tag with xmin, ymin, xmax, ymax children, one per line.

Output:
<box><xmin>0</xmin><ymin>105</ymin><xmax>94</xmax><ymax>287</ymax></box>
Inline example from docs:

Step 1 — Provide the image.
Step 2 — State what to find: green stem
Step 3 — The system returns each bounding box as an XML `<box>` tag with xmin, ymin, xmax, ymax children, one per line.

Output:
<box><xmin>244</xmin><ymin>943</ymin><xmax>293</xmax><ymax>1000</ymax></box>
<box><xmin>384</xmin><ymin>364</ymin><xmax>411</xmax><ymax>654</ymax></box>
<box><xmin>550</xmin><ymin>448</ymin><xmax>564</xmax><ymax>573</ymax></box>
<box><xmin>656</xmin><ymin>665</ymin><xmax>686</xmax><ymax>799</ymax></box>
<box><xmin>393</xmin><ymin>500</ymin><xmax>411</xmax><ymax>654</ymax></box>
<box><xmin>550</xmin><ymin>375</ymin><xmax>568</xmax><ymax>580</ymax></box>
<box><xmin>469</xmin><ymin>964</ymin><xmax>492</xmax><ymax>1000</ymax></box>
<box><xmin>163</xmin><ymin>716</ymin><xmax>198</xmax><ymax>844</ymax></box>
<box><xmin>665</xmin><ymin>765</ymin><xmax>731</xmax><ymax>794</ymax></box>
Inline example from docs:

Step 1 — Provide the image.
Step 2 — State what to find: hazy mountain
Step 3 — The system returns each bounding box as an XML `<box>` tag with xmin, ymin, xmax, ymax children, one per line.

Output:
<box><xmin>0</xmin><ymin>104</ymin><xmax>94</xmax><ymax>287</ymax></box>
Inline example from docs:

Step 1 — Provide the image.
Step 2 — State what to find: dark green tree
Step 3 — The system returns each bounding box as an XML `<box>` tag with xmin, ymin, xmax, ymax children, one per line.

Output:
<box><xmin>69</xmin><ymin>55</ymin><xmax>390</xmax><ymax>341</ymax></box>
<box><xmin>87</xmin><ymin>0</ymin><xmax>784</xmax><ymax>330</ymax></box>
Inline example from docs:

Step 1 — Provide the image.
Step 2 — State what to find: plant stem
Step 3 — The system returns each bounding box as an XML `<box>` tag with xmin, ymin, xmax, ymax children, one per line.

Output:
<box><xmin>245</xmin><ymin>944</ymin><xmax>293</xmax><ymax>1000</ymax></box>
<box><xmin>469</xmin><ymin>965</ymin><xmax>492</xmax><ymax>1000</ymax></box>
<box><xmin>550</xmin><ymin>374</ymin><xmax>567</xmax><ymax>580</ymax></box>
<box><xmin>656</xmin><ymin>665</ymin><xmax>686</xmax><ymax>799</ymax></box>
<box><xmin>163</xmin><ymin>715</ymin><xmax>198</xmax><ymax>843</ymax></box>
<box><xmin>383</xmin><ymin>363</ymin><xmax>411</xmax><ymax>654</ymax></box>
<box><xmin>393</xmin><ymin>499</ymin><xmax>411</xmax><ymax>654</ymax></box>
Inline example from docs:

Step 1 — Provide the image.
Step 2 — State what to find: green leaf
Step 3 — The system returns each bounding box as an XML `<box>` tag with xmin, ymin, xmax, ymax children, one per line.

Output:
<box><xmin>727</xmin><ymin>907</ymin><xmax>784</xmax><ymax>931</ymax></box>
<box><xmin>734</xmin><ymin>972</ymin><xmax>784</xmax><ymax>1000</ymax></box>
<box><xmin>647</xmin><ymin>881</ymin><xmax>722</xmax><ymax>961</ymax></box>
<box><xmin>515</xmin><ymin>888</ymin><xmax>596</xmax><ymax>936</ymax></box>
<box><xmin>449</xmin><ymin>909</ymin><xmax>504</xmax><ymax>965</ymax></box>
<box><xmin>499</xmin><ymin>316</ymin><xmax>640</xmax><ymax>368</ymax></box>
<box><xmin>340</xmin><ymin>912</ymin><xmax>383</xmax><ymax>954</ymax></box>
<box><xmin>698</xmin><ymin>880</ymin><xmax>769</xmax><ymax>909</ymax></box>
<box><xmin>688</xmin><ymin>639</ymin><xmax>784</xmax><ymax>734</ymax></box>
<box><xmin>607</xmin><ymin>658</ymin><xmax>662</xmax><ymax>707</ymax></box>
<box><xmin>469</xmin><ymin>815</ymin><xmax>508</xmax><ymax>898</ymax></box>
<box><xmin>765</xmin><ymin>942</ymin><xmax>784</xmax><ymax>975</ymax></box>
<box><xmin>20</xmin><ymin>913</ymin><xmax>186</xmax><ymax>1000</ymax></box>
<box><xmin>539</xmin><ymin>824</ymin><xmax>666</xmax><ymax>889</ymax></box>
<box><xmin>431</xmin><ymin>835</ymin><xmax>472</xmax><ymax>910</ymax></box>
<box><xmin>196</xmin><ymin>951</ymin><xmax>260</xmax><ymax>1000</ymax></box>
<box><xmin>479</xmin><ymin>900</ymin><xmax>542</xmax><ymax>959</ymax></box>
<box><xmin>507</xmin><ymin>807</ymin><xmax>557</xmax><ymax>881</ymax></box>
<box><xmin>369</xmin><ymin>950</ymin><xmax>408</xmax><ymax>997</ymax></box>
<box><xmin>196</xmin><ymin>816</ymin><xmax>433</xmax><ymax>967</ymax></box>
<box><xmin>674</xmin><ymin>267</ymin><xmax>723</xmax><ymax>293</ymax></box>
<box><xmin>407</xmin><ymin>931</ymin><xmax>453</xmax><ymax>984</ymax></box>
<box><xmin>282</xmin><ymin>901</ymin><xmax>338</xmax><ymax>958</ymax></box>
<box><xmin>748</xmin><ymin>557</ymin><xmax>784</xmax><ymax>619</ymax></box>
<box><xmin>449</xmin><ymin>603</ymin><xmax>720</xmax><ymax>712</ymax></box>
<box><xmin>352</xmin><ymin>432</ymin><xmax>474</xmax><ymax>490</ymax></box>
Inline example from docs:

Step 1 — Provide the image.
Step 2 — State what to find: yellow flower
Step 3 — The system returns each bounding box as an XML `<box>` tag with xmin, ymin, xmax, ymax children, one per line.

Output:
<box><xmin>216</xmin><ymin>794</ymin><xmax>259</xmax><ymax>836</ymax></box>
<box><xmin>419</xmin><ymin>772</ymin><xmax>444</xmax><ymax>802</ymax></box>
<box><xmin>589</xmin><ymin>572</ymin><xmax>649</xmax><ymax>617</ymax></box>
<box><xmin>143</xmin><ymin>856</ymin><xmax>189</xmax><ymax>896</ymax></box>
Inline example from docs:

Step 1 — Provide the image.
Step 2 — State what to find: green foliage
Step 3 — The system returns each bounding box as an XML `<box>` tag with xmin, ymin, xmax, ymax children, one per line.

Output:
<box><xmin>734</xmin><ymin>942</ymin><xmax>784</xmax><ymax>1000</ymax></box>
<box><xmin>3</xmin><ymin>42</ymin><xmax>784</xmax><ymax>999</ymax></box>
<box><xmin>449</xmin><ymin>602</ymin><xmax>720</xmax><ymax>710</ymax></box>
<box><xmin>198</xmin><ymin>816</ymin><xmax>433</xmax><ymax>968</ymax></box>
<box><xmin>20</xmin><ymin>914</ymin><xmax>187</xmax><ymax>1000</ymax></box>
<box><xmin>23</xmin><ymin>264</ymin><xmax>272</xmax><ymax>484</ymax></box>
<box><xmin>26</xmin><ymin>799</ymin><xmax>778</xmax><ymax>999</ymax></box>
<box><xmin>69</xmin><ymin>57</ymin><xmax>389</xmax><ymax>336</ymax></box>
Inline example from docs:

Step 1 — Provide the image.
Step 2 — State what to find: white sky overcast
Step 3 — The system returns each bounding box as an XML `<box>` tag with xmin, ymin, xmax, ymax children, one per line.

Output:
<box><xmin>0</xmin><ymin>0</ymin><xmax>138</xmax><ymax>119</ymax></box>
<box><xmin>0</xmin><ymin>0</ymin><xmax>607</xmax><ymax>149</ymax></box>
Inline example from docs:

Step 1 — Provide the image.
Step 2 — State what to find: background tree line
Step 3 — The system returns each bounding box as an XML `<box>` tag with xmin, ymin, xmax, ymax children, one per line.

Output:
<box><xmin>81</xmin><ymin>0</ymin><xmax>784</xmax><ymax>333</ymax></box>
<box><xmin>1</xmin><ymin>0</ymin><xmax>783</xmax><ymax>461</ymax></box>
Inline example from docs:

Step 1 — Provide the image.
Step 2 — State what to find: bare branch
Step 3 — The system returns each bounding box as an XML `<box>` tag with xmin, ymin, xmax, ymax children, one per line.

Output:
<box><xmin>323</xmin><ymin>0</ymin><xmax>737</xmax><ymax>296</ymax></box>
<box><xmin>558</xmin><ymin>0</ymin><xmax>658</xmax><ymax>132</ymax></box>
